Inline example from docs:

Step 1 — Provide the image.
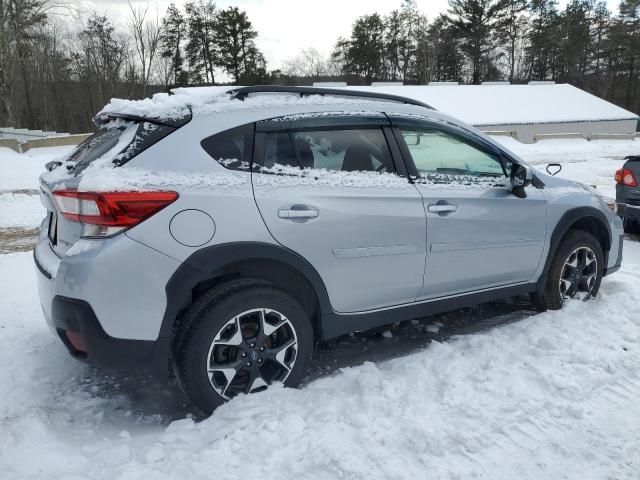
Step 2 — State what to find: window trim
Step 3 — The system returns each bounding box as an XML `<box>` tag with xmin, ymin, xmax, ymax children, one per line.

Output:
<box><xmin>391</xmin><ymin>123</ymin><xmax>508</xmax><ymax>180</ymax></box>
<box><xmin>255</xmin><ymin>112</ymin><xmax>390</xmax><ymax>133</ymax></box>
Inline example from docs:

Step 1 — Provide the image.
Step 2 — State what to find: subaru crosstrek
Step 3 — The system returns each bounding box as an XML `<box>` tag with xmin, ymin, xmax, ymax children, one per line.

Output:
<box><xmin>35</xmin><ymin>86</ymin><xmax>624</xmax><ymax>414</ymax></box>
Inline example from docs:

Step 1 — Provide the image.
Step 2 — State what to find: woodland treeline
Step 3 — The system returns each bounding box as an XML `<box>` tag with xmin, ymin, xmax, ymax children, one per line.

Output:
<box><xmin>1</xmin><ymin>0</ymin><xmax>639</xmax><ymax>134</ymax></box>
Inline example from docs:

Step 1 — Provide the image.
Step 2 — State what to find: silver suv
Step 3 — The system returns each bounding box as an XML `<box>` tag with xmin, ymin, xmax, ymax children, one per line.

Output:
<box><xmin>35</xmin><ymin>86</ymin><xmax>624</xmax><ymax>414</ymax></box>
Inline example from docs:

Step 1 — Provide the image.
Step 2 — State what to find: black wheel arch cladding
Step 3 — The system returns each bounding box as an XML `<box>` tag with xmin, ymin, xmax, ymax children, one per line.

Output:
<box><xmin>536</xmin><ymin>206</ymin><xmax>612</xmax><ymax>293</ymax></box>
<box><xmin>160</xmin><ymin>242</ymin><xmax>332</xmax><ymax>341</ymax></box>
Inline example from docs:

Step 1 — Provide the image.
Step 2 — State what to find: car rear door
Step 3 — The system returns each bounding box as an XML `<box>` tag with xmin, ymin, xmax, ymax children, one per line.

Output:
<box><xmin>251</xmin><ymin>113</ymin><xmax>427</xmax><ymax>313</ymax></box>
<box><xmin>390</xmin><ymin>115</ymin><xmax>547</xmax><ymax>300</ymax></box>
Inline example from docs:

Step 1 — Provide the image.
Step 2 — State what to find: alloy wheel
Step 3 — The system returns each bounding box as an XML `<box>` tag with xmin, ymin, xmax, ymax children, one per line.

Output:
<box><xmin>559</xmin><ymin>246</ymin><xmax>598</xmax><ymax>301</ymax></box>
<box><xmin>206</xmin><ymin>308</ymin><xmax>298</xmax><ymax>400</ymax></box>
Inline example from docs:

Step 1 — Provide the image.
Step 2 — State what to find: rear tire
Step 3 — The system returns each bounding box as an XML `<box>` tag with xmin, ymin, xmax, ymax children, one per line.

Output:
<box><xmin>538</xmin><ymin>230</ymin><xmax>604</xmax><ymax>311</ymax></box>
<box><xmin>175</xmin><ymin>279</ymin><xmax>314</xmax><ymax>416</ymax></box>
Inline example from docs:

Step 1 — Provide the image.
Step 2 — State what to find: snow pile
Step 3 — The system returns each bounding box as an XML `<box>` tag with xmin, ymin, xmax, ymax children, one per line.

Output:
<box><xmin>1</xmin><ymin>243</ymin><xmax>640</xmax><ymax>478</ymax></box>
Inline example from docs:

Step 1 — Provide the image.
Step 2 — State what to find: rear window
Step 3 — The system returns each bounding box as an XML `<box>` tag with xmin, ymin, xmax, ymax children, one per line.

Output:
<box><xmin>201</xmin><ymin>124</ymin><xmax>254</xmax><ymax>171</ymax></box>
<box><xmin>69</xmin><ymin>120</ymin><xmax>176</xmax><ymax>174</ymax></box>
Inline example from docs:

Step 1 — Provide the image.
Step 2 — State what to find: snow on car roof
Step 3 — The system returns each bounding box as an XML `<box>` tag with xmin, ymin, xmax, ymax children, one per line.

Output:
<box><xmin>98</xmin><ymin>87</ymin><xmax>400</xmax><ymax>122</ymax></box>
<box><xmin>337</xmin><ymin>84</ymin><xmax>639</xmax><ymax>126</ymax></box>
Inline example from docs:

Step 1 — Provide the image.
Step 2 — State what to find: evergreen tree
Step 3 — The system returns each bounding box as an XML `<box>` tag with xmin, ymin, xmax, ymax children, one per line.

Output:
<box><xmin>616</xmin><ymin>0</ymin><xmax>640</xmax><ymax>110</ymax></box>
<box><xmin>184</xmin><ymin>0</ymin><xmax>217</xmax><ymax>84</ymax></box>
<box><xmin>498</xmin><ymin>0</ymin><xmax>529</xmax><ymax>82</ymax></box>
<box><xmin>557</xmin><ymin>0</ymin><xmax>592</xmax><ymax>85</ymax></box>
<box><xmin>74</xmin><ymin>14</ymin><xmax>127</xmax><ymax>106</ymax></box>
<box><xmin>334</xmin><ymin>13</ymin><xmax>386</xmax><ymax>83</ymax></box>
<box><xmin>160</xmin><ymin>3</ymin><xmax>187</xmax><ymax>86</ymax></box>
<box><xmin>525</xmin><ymin>0</ymin><xmax>560</xmax><ymax>79</ymax></box>
<box><xmin>429</xmin><ymin>14</ymin><xmax>465</xmax><ymax>81</ymax></box>
<box><xmin>215</xmin><ymin>6</ymin><xmax>265</xmax><ymax>83</ymax></box>
<box><xmin>447</xmin><ymin>0</ymin><xmax>509</xmax><ymax>84</ymax></box>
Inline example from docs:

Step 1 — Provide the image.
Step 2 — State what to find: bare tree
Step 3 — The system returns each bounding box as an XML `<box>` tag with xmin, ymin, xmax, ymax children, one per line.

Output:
<box><xmin>283</xmin><ymin>47</ymin><xmax>333</xmax><ymax>79</ymax></box>
<box><xmin>127</xmin><ymin>1</ymin><xmax>161</xmax><ymax>95</ymax></box>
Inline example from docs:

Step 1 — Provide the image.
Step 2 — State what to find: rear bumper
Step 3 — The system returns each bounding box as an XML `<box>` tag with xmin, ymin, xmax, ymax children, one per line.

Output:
<box><xmin>51</xmin><ymin>295</ymin><xmax>165</xmax><ymax>371</ymax></box>
<box><xmin>34</xmin><ymin>253</ymin><xmax>172</xmax><ymax>376</ymax></box>
<box><xmin>616</xmin><ymin>202</ymin><xmax>640</xmax><ymax>219</ymax></box>
<box><xmin>33</xmin><ymin>225</ymin><xmax>179</xmax><ymax>378</ymax></box>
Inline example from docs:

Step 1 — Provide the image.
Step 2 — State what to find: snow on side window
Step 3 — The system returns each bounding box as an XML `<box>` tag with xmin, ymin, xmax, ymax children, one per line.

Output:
<box><xmin>201</xmin><ymin>123</ymin><xmax>254</xmax><ymax>171</ymax></box>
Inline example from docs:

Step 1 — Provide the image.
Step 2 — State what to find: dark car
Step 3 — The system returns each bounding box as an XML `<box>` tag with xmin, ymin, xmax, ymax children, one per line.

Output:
<box><xmin>616</xmin><ymin>156</ymin><xmax>640</xmax><ymax>233</ymax></box>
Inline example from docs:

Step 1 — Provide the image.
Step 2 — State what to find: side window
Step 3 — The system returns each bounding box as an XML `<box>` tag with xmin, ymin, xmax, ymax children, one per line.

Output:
<box><xmin>262</xmin><ymin>128</ymin><xmax>395</xmax><ymax>173</ymax></box>
<box><xmin>399</xmin><ymin>128</ymin><xmax>505</xmax><ymax>179</ymax></box>
<box><xmin>201</xmin><ymin>123</ymin><xmax>254</xmax><ymax>171</ymax></box>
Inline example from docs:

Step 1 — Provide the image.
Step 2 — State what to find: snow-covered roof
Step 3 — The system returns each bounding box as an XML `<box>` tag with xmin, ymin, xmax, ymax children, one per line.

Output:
<box><xmin>337</xmin><ymin>84</ymin><xmax>639</xmax><ymax>126</ymax></box>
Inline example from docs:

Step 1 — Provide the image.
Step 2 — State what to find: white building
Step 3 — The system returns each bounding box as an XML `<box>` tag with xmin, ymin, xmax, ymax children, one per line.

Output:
<box><xmin>337</xmin><ymin>83</ymin><xmax>639</xmax><ymax>144</ymax></box>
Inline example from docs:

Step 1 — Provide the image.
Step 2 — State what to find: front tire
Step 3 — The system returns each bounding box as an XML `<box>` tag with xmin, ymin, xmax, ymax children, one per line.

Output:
<box><xmin>175</xmin><ymin>280</ymin><xmax>314</xmax><ymax>415</ymax></box>
<box><xmin>539</xmin><ymin>230</ymin><xmax>604</xmax><ymax>310</ymax></box>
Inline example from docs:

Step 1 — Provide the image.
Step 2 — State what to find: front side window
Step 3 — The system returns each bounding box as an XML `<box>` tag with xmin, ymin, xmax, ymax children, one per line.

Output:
<box><xmin>399</xmin><ymin>128</ymin><xmax>505</xmax><ymax>180</ymax></box>
<box><xmin>263</xmin><ymin>128</ymin><xmax>395</xmax><ymax>173</ymax></box>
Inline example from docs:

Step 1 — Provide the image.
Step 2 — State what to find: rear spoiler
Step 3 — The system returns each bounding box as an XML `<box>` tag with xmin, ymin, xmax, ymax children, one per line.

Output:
<box><xmin>92</xmin><ymin>110</ymin><xmax>192</xmax><ymax>129</ymax></box>
<box><xmin>624</xmin><ymin>155</ymin><xmax>640</xmax><ymax>162</ymax></box>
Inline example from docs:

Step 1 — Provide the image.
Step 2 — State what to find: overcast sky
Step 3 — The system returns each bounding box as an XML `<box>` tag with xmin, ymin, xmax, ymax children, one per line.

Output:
<box><xmin>77</xmin><ymin>0</ymin><xmax>620</xmax><ymax>70</ymax></box>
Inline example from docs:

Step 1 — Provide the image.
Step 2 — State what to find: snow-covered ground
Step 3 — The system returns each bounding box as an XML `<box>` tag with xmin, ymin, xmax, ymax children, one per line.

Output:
<box><xmin>495</xmin><ymin>136</ymin><xmax>640</xmax><ymax>198</ymax></box>
<box><xmin>0</xmin><ymin>145</ymin><xmax>75</xmax><ymax>192</ymax></box>
<box><xmin>1</xmin><ymin>139</ymin><xmax>640</xmax><ymax>479</ymax></box>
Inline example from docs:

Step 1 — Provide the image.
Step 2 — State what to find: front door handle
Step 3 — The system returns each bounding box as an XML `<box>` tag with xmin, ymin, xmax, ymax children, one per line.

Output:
<box><xmin>427</xmin><ymin>204</ymin><xmax>457</xmax><ymax>213</ymax></box>
<box><xmin>278</xmin><ymin>205</ymin><xmax>319</xmax><ymax>221</ymax></box>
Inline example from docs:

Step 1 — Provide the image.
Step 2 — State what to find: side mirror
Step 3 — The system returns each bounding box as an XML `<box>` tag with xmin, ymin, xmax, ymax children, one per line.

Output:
<box><xmin>510</xmin><ymin>163</ymin><xmax>532</xmax><ymax>198</ymax></box>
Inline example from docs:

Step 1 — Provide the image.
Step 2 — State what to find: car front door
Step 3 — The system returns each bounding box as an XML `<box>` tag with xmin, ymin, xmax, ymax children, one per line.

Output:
<box><xmin>391</xmin><ymin>117</ymin><xmax>547</xmax><ymax>300</ymax></box>
<box><xmin>251</xmin><ymin>114</ymin><xmax>427</xmax><ymax>313</ymax></box>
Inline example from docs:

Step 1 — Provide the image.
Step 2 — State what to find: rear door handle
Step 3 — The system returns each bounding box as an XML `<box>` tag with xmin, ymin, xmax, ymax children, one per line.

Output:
<box><xmin>427</xmin><ymin>204</ymin><xmax>457</xmax><ymax>213</ymax></box>
<box><xmin>278</xmin><ymin>205</ymin><xmax>319</xmax><ymax>220</ymax></box>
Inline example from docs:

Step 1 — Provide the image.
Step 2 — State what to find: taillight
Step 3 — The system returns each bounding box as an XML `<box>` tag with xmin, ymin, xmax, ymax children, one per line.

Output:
<box><xmin>615</xmin><ymin>168</ymin><xmax>638</xmax><ymax>187</ymax></box>
<box><xmin>53</xmin><ymin>190</ymin><xmax>178</xmax><ymax>237</ymax></box>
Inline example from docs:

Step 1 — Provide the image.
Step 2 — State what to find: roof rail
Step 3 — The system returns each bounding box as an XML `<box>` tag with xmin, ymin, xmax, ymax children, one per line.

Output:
<box><xmin>227</xmin><ymin>85</ymin><xmax>435</xmax><ymax>110</ymax></box>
